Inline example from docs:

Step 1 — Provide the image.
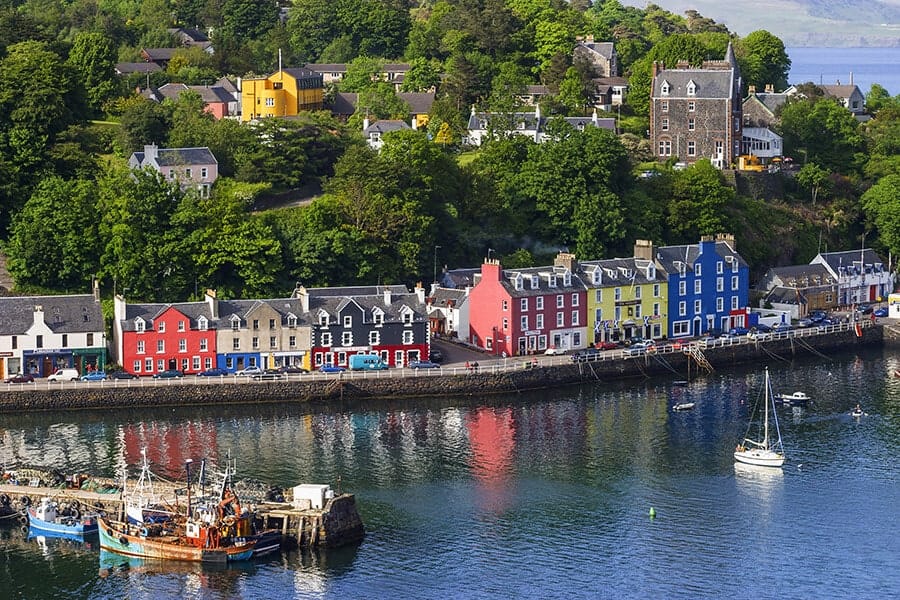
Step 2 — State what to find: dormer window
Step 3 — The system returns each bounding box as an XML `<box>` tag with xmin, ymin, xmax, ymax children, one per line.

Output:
<box><xmin>287</xmin><ymin>314</ymin><xmax>297</xmax><ymax>328</ymax></box>
<box><xmin>660</xmin><ymin>80</ymin><xmax>670</xmax><ymax>95</ymax></box>
<box><xmin>231</xmin><ymin>317</ymin><xmax>240</xmax><ymax>331</ymax></box>
<box><xmin>514</xmin><ymin>274</ymin><xmax>523</xmax><ymax>291</ymax></box>
<box><xmin>563</xmin><ymin>272</ymin><xmax>571</xmax><ymax>286</ymax></box>
<box><xmin>549</xmin><ymin>275</ymin><xmax>557</xmax><ymax>288</ymax></box>
<box><xmin>198</xmin><ymin>316</ymin><xmax>208</xmax><ymax>331</ymax></box>
<box><xmin>647</xmin><ymin>265</ymin><xmax>655</xmax><ymax>279</ymax></box>
<box><xmin>319</xmin><ymin>313</ymin><xmax>329</xmax><ymax>326</ymax></box>
<box><xmin>686</xmin><ymin>80</ymin><xmax>696</xmax><ymax>96</ymax></box>
<box><xmin>135</xmin><ymin>318</ymin><xmax>145</xmax><ymax>333</ymax></box>
<box><xmin>373</xmin><ymin>309</ymin><xmax>384</xmax><ymax>326</ymax></box>
<box><xmin>592</xmin><ymin>270</ymin><xmax>601</xmax><ymax>285</ymax></box>
<box><xmin>531</xmin><ymin>275</ymin><xmax>539</xmax><ymax>289</ymax></box>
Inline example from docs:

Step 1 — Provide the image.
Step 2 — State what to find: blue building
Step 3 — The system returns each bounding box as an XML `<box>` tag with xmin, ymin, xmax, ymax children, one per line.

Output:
<box><xmin>655</xmin><ymin>234</ymin><xmax>750</xmax><ymax>338</ymax></box>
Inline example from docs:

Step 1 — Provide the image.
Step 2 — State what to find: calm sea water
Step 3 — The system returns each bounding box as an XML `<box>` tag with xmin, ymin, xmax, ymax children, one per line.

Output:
<box><xmin>788</xmin><ymin>47</ymin><xmax>900</xmax><ymax>96</ymax></box>
<box><xmin>1</xmin><ymin>348</ymin><xmax>899</xmax><ymax>599</ymax></box>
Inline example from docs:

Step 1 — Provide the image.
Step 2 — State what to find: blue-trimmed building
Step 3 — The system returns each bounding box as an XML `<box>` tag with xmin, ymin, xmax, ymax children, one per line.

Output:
<box><xmin>655</xmin><ymin>234</ymin><xmax>750</xmax><ymax>338</ymax></box>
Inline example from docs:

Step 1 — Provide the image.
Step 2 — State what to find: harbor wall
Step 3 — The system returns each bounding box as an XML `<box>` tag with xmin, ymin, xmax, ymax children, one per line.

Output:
<box><xmin>0</xmin><ymin>325</ymin><xmax>882</xmax><ymax>413</ymax></box>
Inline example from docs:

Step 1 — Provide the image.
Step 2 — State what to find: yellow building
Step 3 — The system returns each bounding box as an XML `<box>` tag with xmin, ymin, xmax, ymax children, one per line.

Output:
<box><xmin>580</xmin><ymin>250</ymin><xmax>668</xmax><ymax>343</ymax></box>
<box><xmin>241</xmin><ymin>67</ymin><xmax>324</xmax><ymax>121</ymax></box>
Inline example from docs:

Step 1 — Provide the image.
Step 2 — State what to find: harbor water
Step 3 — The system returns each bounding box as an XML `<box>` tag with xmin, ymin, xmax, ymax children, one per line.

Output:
<box><xmin>1</xmin><ymin>347</ymin><xmax>898</xmax><ymax>599</ymax></box>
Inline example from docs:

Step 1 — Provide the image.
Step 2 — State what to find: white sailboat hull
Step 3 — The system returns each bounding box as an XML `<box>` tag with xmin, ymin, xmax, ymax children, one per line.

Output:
<box><xmin>734</xmin><ymin>449</ymin><xmax>785</xmax><ymax>467</ymax></box>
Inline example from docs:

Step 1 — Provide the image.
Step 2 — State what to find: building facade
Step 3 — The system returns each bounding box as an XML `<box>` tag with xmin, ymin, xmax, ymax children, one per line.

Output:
<box><xmin>810</xmin><ymin>249</ymin><xmax>893</xmax><ymax>306</ymax></box>
<box><xmin>128</xmin><ymin>144</ymin><xmax>218</xmax><ymax>198</ymax></box>
<box><xmin>240</xmin><ymin>67</ymin><xmax>324</xmax><ymax>121</ymax></box>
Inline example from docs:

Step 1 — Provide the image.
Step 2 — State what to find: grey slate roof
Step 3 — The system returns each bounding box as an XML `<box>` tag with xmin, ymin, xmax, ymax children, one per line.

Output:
<box><xmin>495</xmin><ymin>265</ymin><xmax>588</xmax><ymax>298</ymax></box>
<box><xmin>467</xmin><ymin>111</ymin><xmax>615</xmax><ymax>133</ymax></box>
<box><xmin>120</xmin><ymin>301</ymin><xmax>215</xmax><ymax>332</ymax></box>
<box><xmin>0</xmin><ymin>295</ymin><xmax>102</xmax><ymax>335</ymax></box>
<box><xmin>579</xmin><ymin>257</ymin><xmax>666</xmax><ymax>286</ymax></box>
<box><xmin>132</xmin><ymin>147</ymin><xmax>218</xmax><ymax>167</ymax></box>
<box><xmin>155</xmin><ymin>83</ymin><xmax>234</xmax><ymax>104</ymax></box>
<box><xmin>441</xmin><ymin>269</ymin><xmax>479</xmax><ymax>289</ymax></box>
<box><xmin>142</xmin><ymin>48</ymin><xmax>178</xmax><ymax>61</ymax></box>
<box><xmin>398</xmin><ymin>92</ymin><xmax>435</xmax><ymax>114</ymax></box>
<box><xmin>364</xmin><ymin>120</ymin><xmax>411</xmax><ymax>135</ymax></box>
<box><xmin>328</xmin><ymin>92</ymin><xmax>358</xmax><ymax>116</ymax></box>
<box><xmin>744</xmin><ymin>91</ymin><xmax>790</xmax><ymax>115</ymax></box>
<box><xmin>764</xmin><ymin>286</ymin><xmax>806</xmax><ymax>305</ymax></box>
<box><xmin>304</xmin><ymin>64</ymin><xmax>348</xmax><ymax>74</ymax></box>
<box><xmin>655</xmin><ymin>240</ymin><xmax>747</xmax><ymax>274</ymax></box>
<box><xmin>282</xmin><ymin>67</ymin><xmax>323</xmax><ymax>81</ymax></box>
<box><xmin>652</xmin><ymin>68</ymin><xmax>734</xmax><ymax>99</ymax></box>
<box><xmin>769</xmin><ymin>264</ymin><xmax>834</xmax><ymax>286</ymax></box>
<box><xmin>815</xmin><ymin>249</ymin><xmax>885</xmax><ymax>274</ymax></box>
<box><xmin>116</xmin><ymin>62</ymin><xmax>162</xmax><ymax>74</ymax></box>
<box><xmin>577</xmin><ymin>40</ymin><xmax>614</xmax><ymax>59</ymax></box>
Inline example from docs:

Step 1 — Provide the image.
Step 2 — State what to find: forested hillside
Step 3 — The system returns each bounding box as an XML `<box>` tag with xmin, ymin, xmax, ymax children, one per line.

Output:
<box><xmin>0</xmin><ymin>0</ymin><xmax>898</xmax><ymax>302</ymax></box>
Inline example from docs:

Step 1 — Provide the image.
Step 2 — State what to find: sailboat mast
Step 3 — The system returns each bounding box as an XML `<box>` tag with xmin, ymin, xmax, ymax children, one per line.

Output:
<box><xmin>763</xmin><ymin>368</ymin><xmax>770</xmax><ymax>447</ymax></box>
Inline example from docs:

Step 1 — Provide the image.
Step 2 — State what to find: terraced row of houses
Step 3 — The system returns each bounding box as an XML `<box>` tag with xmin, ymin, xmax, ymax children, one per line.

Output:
<box><xmin>0</xmin><ymin>236</ymin><xmax>892</xmax><ymax>378</ymax></box>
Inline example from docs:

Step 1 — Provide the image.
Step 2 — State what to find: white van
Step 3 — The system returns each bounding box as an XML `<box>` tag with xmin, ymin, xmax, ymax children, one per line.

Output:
<box><xmin>47</xmin><ymin>368</ymin><xmax>79</xmax><ymax>382</ymax></box>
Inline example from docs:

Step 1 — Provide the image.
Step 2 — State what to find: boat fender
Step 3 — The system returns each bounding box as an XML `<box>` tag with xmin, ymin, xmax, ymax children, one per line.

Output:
<box><xmin>139</xmin><ymin>527</ymin><xmax>149</xmax><ymax>537</ymax></box>
<box><xmin>119</xmin><ymin>536</ymin><xmax>129</xmax><ymax>545</ymax></box>
<box><xmin>70</xmin><ymin>500</ymin><xmax>80</xmax><ymax>511</ymax></box>
<box><xmin>0</xmin><ymin>494</ymin><xmax>9</xmax><ymax>506</ymax></box>
<box><xmin>20</xmin><ymin>496</ymin><xmax>31</xmax><ymax>507</ymax></box>
<box><xmin>72</xmin><ymin>508</ymin><xmax>80</xmax><ymax>520</ymax></box>
<box><xmin>21</xmin><ymin>525</ymin><xmax>28</xmax><ymax>534</ymax></box>
<box><xmin>19</xmin><ymin>514</ymin><xmax>28</xmax><ymax>525</ymax></box>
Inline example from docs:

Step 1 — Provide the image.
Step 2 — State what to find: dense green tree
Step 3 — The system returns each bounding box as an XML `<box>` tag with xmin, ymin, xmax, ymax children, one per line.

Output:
<box><xmin>667</xmin><ymin>159</ymin><xmax>732</xmax><ymax>240</ymax></box>
<box><xmin>862</xmin><ymin>174</ymin><xmax>900</xmax><ymax>259</ymax></box>
<box><xmin>401</xmin><ymin>58</ymin><xmax>442</xmax><ymax>92</ymax></box>
<box><xmin>67</xmin><ymin>32</ymin><xmax>118</xmax><ymax>114</ymax></box>
<box><xmin>796</xmin><ymin>162</ymin><xmax>830</xmax><ymax>205</ymax></box>
<box><xmin>6</xmin><ymin>176</ymin><xmax>102</xmax><ymax>290</ymax></box>
<box><xmin>737</xmin><ymin>30</ymin><xmax>790</xmax><ymax>93</ymax></box>
<box><xmin>218</xmin><ymin>0</ymin><xmax>279</xmax><ymax>44</ymax></box>
<box><xmin>779</xmin><ymin>96</ymin><xmax>865</xmax><ymax>173</ymax></box>
<box><xmin>118</xmin><ymin>97</ymin><xmax>170</xmax><ymax>153</ymax></box>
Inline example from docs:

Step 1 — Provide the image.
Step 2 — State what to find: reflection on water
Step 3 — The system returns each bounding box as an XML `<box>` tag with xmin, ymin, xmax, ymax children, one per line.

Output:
<box><xmin>0</xmin><ymin>348</ymin><xmax>898</xmax><ymax>598</ymax></box>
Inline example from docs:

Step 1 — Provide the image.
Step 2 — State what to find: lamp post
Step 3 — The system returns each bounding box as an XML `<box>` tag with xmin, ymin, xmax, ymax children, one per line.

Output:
<box><xmin>433</xmin><ymin>245</ymin><xmax>442</xmax><ymax>284</ymax></box>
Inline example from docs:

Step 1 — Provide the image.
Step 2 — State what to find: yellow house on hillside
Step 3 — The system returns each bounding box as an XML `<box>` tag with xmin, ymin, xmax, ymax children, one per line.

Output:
<box><xmin>241</xmin><ymin>67</ymin><xmax>324</xmax><ymax>121</ymax></box>
<box><xmin>580</xmin><ymin>243</ymin><xmax>668</xmax><ymax>343</ymax></box>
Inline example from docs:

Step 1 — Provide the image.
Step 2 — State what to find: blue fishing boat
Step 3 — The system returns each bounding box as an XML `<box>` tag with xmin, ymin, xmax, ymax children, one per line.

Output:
<box><xmin>27</xmin><ymin>497</ymin><xmax>98</xmax><ymax>536</ymax></box>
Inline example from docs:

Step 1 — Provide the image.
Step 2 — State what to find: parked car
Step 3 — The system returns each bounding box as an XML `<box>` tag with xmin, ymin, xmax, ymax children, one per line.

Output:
<box><xmin>80</xmin><ymin>371</ymin><xmax>107</xmax><ymax>381</ymax></box>
<box><xmin>428</xmin><ymin>350</ymin><xmax>444</xmax><ymax>363</ymax></box>
<box><xmin>47</xmin><ymin>368</ymin><xmax>79</xmax><ymax>382</ymax></box>
<box><xmin>108</xmin><ymin>371</ymin><xmax>137</xmax><ymax>380</ymax></box>
<box><xmin>752</xmin><ymin>324</ymin><xmax>773</xmax><ymax>333</ymax></box>
<box><xmin>197</xmin><ymin>368</ymin><xmax>229</xmax><ymax>377</ymax></box>
<box><xmin>252</xmin><ymin>369</ymin><xmax>283</xmax><ymax>381</ymax></box>
<box><xmin>857</xmin><ymin>303</ymin><xmax>873</xmax><ymax>314</ymax></box>
<box><xmin>747</xmin><ymin>331</ymin><xmax>773</xmax><ymax>341</ymax></box>
<box><xmin>594</xmin><ymin>341</ymin><xmax>620</xmax><ymax>351</ymax></box>
<box><xmin>728</xmin><ymin>327</ymin><xmax>750</xmax><ymax>336</ymax></box>
<box><xmin>277</xmin><ymin>365</ymin><xmax>308</xmax><ymax>374</ymax></box>
<box><xmin>571</xmin><ymin>348</ymin><xmax>600</xmax><ymax>362</ymax></box>
<box><xmin>152</xmin><ymin>369</ymin><xmax>184</xmax><ymax>379</ymax></box>
<box><xmin>235</xmin><ymin>366</ymin><xmax>263</xmax><ymax>376</ymax></box>
<box><xmin>319</xmin><ymin>365</ymin><xmax>346</xmax><ymax>373</ymax></box>
<box><xmin>4</xmin><ymin>373</ymin><xmax>34</xmax><ymax>383</ymax></box>
<box><xmin>408</xmin><ymin>360</ymin><xmax>441</xmax><ymax>369</ymax></box>
<box><xmin>874</xmin><ymin>307</ymin><xmax>889</xmax><ymax>318</ymax></box>
<box><xmin>809</xmin><ymin>310</ymin><xmax>827</xmax><ymax>322</ymax></box>
<box><xmin>543</xmin><ymin>346</ymin><xmax>566</xmax><ymax>355</ymax></box>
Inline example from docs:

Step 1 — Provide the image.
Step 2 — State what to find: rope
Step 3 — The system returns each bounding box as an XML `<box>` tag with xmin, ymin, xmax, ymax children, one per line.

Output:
<box><xmin>794</xmin><ymin>336</ymin><xmax>832</xmax><ymax>361</ymax></box>
<box><xmin>649</xmin><ymin>352</ymin><xmax>681</xmax><ymax>376</ymax></box>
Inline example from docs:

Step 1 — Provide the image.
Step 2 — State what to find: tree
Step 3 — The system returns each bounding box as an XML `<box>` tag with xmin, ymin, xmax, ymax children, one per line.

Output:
<box><xmin>796</xmin><ymin>162</ymin><xmax>830</xmax><ymax>205</ymax></box>
<box><xmin>66</xmin><ymin>32</ymin><xmax>117</xmax><ymax>114</ymax></box>
<box><xmin>218</xmin><ymin>0</ymin><xmax>279</xmax><ymax>44</ymax></box>
<box><xmin>118</xmin><ymin>98</ymin><xmax>171</xmax><ymax>154</ymax></box>
<box><xmin>401</xmin><ymin>58</ymin><xmax>442</xmax><ymax>92</ymax></box>
<box><xmin>780</xmin><ymin>97</ymin><xmax>865</xmax><ymax>174</ymax></box>
<box><xmin>738</xmin><ymin>30</ymin><xmax>790</xmax><ymax>93</ymax></box>
<box><xmin>862</xmin><ymin>174</ymin><xmax>900</xmax><ymax>260</ymax></box>
<box><xmin>667</xmin><ymin>160</ymin><xmax>733</xmax><ymax>240</ymax></box>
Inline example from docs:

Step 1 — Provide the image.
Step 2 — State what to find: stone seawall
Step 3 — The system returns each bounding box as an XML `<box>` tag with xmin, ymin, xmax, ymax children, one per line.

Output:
<box><xmin>0</xmin><ymin>326</ymin><xmax>882</xmax><ymax>413</ymax></box>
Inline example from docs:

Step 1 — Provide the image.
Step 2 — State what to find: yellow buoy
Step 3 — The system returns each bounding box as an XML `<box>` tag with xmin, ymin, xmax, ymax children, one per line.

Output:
<box><xmin>649</xmin><ymin>507</ymin><xmax>656</xmax><ymax>519</ymax></box>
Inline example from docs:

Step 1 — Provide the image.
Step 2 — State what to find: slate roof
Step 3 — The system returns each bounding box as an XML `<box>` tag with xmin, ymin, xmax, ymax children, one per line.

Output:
<box><xmin>213</xmin><ymin>77</ymin><xmax>238</xmax><ymax>94</ymax></box>
<box><xmin>141</xmin><ymin>48</ymin><xmax>178</xmax><ymax>61</ymax></box>
<box><xmin>743</xmin><ymin>91</ymin><xmax>790</xmax><ymax>115</ymax></box>
<box><xmin>0</xmin><ymin>295</ymin><xmax>103</xmax><ymax>335</ymax></box>
<box><xmin>328</xmin><ymin>92</ymin><xmax>358</xmax><ymax>116</ymax></box>
<box><xmin>655</xmin><ymin>240</ymin><xmax>747</xmax><ymax>274</ymax></box>
<box><xmin>815</xmin><ymin>249</ymin><xmax>885</xmax><ymax>274</ymax></box>
<box><xmin>282</xmin><ymin>67</ymin><xmax>322</xmax><ymax>81</ymax></box>
<box><xmin>428</xmin><ymin>287</ymin><xmax>469</xmax><ymax>308</ymax></box>
<box><xmin>116</xmin><ymin>62</ymin><xmax>162</xmax><ymax>74</ymax></box>
<box><xmin>579</xmin><ymin>257</ymin><xmax>666</xmax><ymax>287</ymax></box>
<box><xmin>467</xmin><ymin>111</ymin><xmax>615</xmax><ymax>133</ymax></box>
<box><xmin>652</xmin><ymin>67</ymin><xmax>735</xmax><ymax>99</ymax></box>
<box><xmin>577</xmin><ymin>40</ymin><xmax>615</xmax><ymax>59</ymax></box>
<box><xmin>364</xmin><ymin>120</ymin><xmax>411</xmax><ymax>135</ymax></box>
<box><xmin>398</xmin><ymin>92</ymin><xmax>435</xmax><ymax>114</ymax></box>
<box><xmin>768</xmin><ymin>264</ymin><xmax>834</xmax><ymax>286</ymax></box>
<box><xmin>496</xmin><ymin>265</ymin><xmax>588</xmax><ymax>298</ymax></box>
<box><xmin>132</xmin><ymin>147</ymin><xmax>218</xmax><ymax>167</ymax></box>
<box><xmin>302</xmin><ymin>285</ymin><xmax>408</xmax><ymax>298</ymax></box>
<box><xmin>120</xmin><ymin>301</ymin><xmax>214</xmax><ymax>332</ymax></box>
<box><xmin>304</xmin><ymin>64</ymin><xmax>348</xmax><ymax>75</ymax></box>
<box><xmin>819</xmin><ymin>84</ymin><xmax>861</xmax><ymax>99</ymax></box>
<box><xmin>441</xmin><ymin>269</ymin><xmax>479</xmax><ymax>289</ymax></box>
<box><xmin>764</xmin><ymin>286</ymin><xmax>806</xmax><ymax>305</ymax></box>
<box><xmin>306</xmin><ymin>290</ymin><xmax>427</xmax><ymax>322</ymax></box>
<box><xmin>168</xmin><ymin>27</ymin><xmax>209</xmax><ymax>43</ymax></box>
<box><xmin>155</xmin><ymin>83</ymin><xmax>234</xmax><ymax>104</ymax></box>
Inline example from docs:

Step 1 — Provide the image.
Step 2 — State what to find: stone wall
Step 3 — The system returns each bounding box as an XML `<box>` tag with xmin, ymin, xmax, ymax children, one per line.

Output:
<box><xmin>0</xmin><ymin>326</ymin><xmax>881</xmax><ymax>413</ymax></box>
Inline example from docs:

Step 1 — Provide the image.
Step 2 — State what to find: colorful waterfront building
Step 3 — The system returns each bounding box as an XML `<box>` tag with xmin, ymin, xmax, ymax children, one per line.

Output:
<box><xmin>240</xmin><ymin>67</ymin><xmax>324</xmax><ymax>121</ymax></box>
<box><xmin>579</xmin><ymin>240</ymin><xmax>668</xmax><ymax>343</ymax></box>
<box><xmin>468</xmin><ymin>253</ymin><xmax>588</xmax><ymax>356</ymax></box>
<box><xmin>654</xmin><ymin>234</ymin><xmax>750</xmax><ymax>338</ymax></box>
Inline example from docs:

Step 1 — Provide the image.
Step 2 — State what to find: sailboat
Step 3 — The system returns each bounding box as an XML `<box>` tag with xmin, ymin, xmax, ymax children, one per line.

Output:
<box><xmin>734</xmin><ymin>367</ymin><xmax>786</xmax><ymax>467</ymax></box>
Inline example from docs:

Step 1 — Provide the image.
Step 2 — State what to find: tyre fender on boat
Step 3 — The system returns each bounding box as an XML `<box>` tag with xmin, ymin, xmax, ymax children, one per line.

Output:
<box><xmin>119</xmin><ymin>536</ymin><xmax>129</xmax><ymax>546</ymax></box>
<box><xmin>20</xmin><ymin>495</ymin><xmax>31</xmax><ymax>507</ymax></box>
<box><xmin>139</xmin><ymin>527</ymin><xmax>149</xmax><ymax>537</ymax></box>
<box><xmin>70</xmin><ymin>500</ymin><xmax>80</xmax><ymax>511</ymax></box>
<box><xmin>71</xmin><ymin>508</ymin><xmax>80</xmax><ymax>520</ymax></box>
<box><xmin>0</xmin><ymin>494</ymin><xmax>10</xmax><ymax>506</ymax></box>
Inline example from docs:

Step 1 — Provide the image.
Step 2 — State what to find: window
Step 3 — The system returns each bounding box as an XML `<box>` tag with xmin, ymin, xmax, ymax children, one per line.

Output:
<box><xmin>732</xmin><ymin>276</ymin><xmax>739</xmax><ymax>290</ymax></box>
<box><xmin>556</xmin><ymin>312</ymin><xmax>564</xmax><ymax>327</ymax></box>
<box><xmin>653</xmin><ymin>302</ymin><xmax>660</xmax><ymax>316</ymax></box>
<box><xmin>137</xmin><ymin>340</ymin><xmax>145</xmax><ymax>354</ymax></box>
<box><xmin>175</xmin><ymin>320</ymin><xmax>183</xmax><ymax>332</ymax></box>
<box><xmin>502</xmin><ymin>300</ymin><xmax>508</xmax><ymax>311</ymax></box>
<box><xmin>595</xmin><ymin>308</ymin><xmax>602</xmax><ymax>322</ymax></box>
<box><xmin>688</xmin><ymin>118</ymin><xmax>695</xmax><ymax>131</ymax></box>
<box><xmin>695</xmin><ymin>263</ymin><xmax>702</xmax><ymax>276</ymax></box>
<box><xmin>614</xmin><ymin>287</ymin><xmax>622</xmax><ymax>301</ymax></box>
<box><xmin>369</xmin><ymin>331</ymin><xmax>379</xmax><ymax>345</ymax></box>
<box><xmin>321</xmin><ymin>332</ymin><xmax>332</xmax><ymax>347</ymax></box>
<box><xmin>556</xmin><ymin>295</ymin><xmax>564</xmax><ymax>308</ymax></box>
<box><xmin>536</xmin><ymin>314</ymin><xmax>544</xmax><ymax>329</ymax></box>
<box><xmin>717</xmin><ymin>278</ymin><xmax>724</xmax><ymax>292</ymax></box>
<box><xmin>687</xmin><ymin>141</ymin><xmax>695</xmax><ymax>156</ymax></box>
<box><xmin>536</xmin><ymin>297</ymin><xmax>544</xmax><ymax>310</ymax></box>
<box><xmin>673</xmin><ymin>321</ymin><xmax>690</xmax><ymax>335</ymax></box>
<box><xmin>661</xmin><ymin>118</ymin><xmax>669</xmax><ymax>131</ymax></box>
<box><xmin>661</xmin><ymin>100</ymin><xmax>668</xmax><ymax>112</ymax></box>
<box><xmin>614</xmin><ymin>307</ymin><xmax>621</xmax><ymax>320</ymax></box>
<box><xmin>687</xmin><ymin>81</ymin><xmax>696</xmax><ymax>95</ymax></box>
<box><xmin>157</xmin><ymin>359</ymin><xmax>165</xmax><ymax>372</ymax></box>
<box><xmin>319</xmin><ymin>314</ymin><xmax>329</xmax><ymax>326</ymax></box>
<box><xmin>201</xmin><ymin>167</ymin><xmax>208</xmax><ymax>179</ymax></box>
<box><xmin>265</xmin><ymin>98</ymin><xmax>274</xmax><ymax>107</ymax></box>
<box><xmin>145</xmin><ymin>358</ymin><xmax>153</xmax><ymax>372</ymax></box>
<box><xmin>344</xmin><ymin>316</ymin><xmax>352</xmax><ymax>327</ymax></box>
<box><xmin>200</xmin><ymin>339</ymin><xmax>207</xmax><ymax>351</ymax></box>
<box><xmin>634</xmin><ymin>287</ymin><xmax>642</xmax><ymax>300</ymax></box>
<box><xmin>731</xmin><ymin>296</ymin><xmax>739</xmax><ymax>310</ymax></box>
<box><xmin>514</xmin><ymin>276</ymin><xmax>523</xmax><ymax>291</ymax></box>
<box><xmin>270</xmin><ymin>336</ymin><xmax>277</xmax><ymax>349</ymax></box>
<box><xmin>193</xmin><ymin>357</ymin><xmax>200</xmax><ymax>370</ymax></box>
<box><xmin>716</xmin><ymin>297</ymin><xmax>724</xmax><ymax>312</ymax></box>
<box><xmin>595</xmin><ymin>289</ymin><xmax>602</xmax><ymax>303</ymax></box>
<box><xmin>179</xmin><ymin>339</ymin><xmax>187</xmax><ymax>352</ymax></box>
<box><xmin>232</xmin><ymin>320</ymin><xmax>240</xmax><ymax>331</ymax></box>
<box><xmin>571</xmin><ymin>311</ymin><xmax>579</xmax><ymax>326</ymax></box>
<box><xmin>269</xmin><ymin>319</ymin><xmax>276</xmax><ymax>330</ymax></box>
<box><xmin>694</xmin><ymin>300</ymin><xmax>702</xmax><ymax>314</ymax></box>
<box><xmin>289</xmin><ymin>335</ymin><xmax>297</xmax><ymax>348</ymax></box>
<box><xmin>679</xmin><ymin>281</ymin><xmax>686</xmax><ymax>296</ymax></box>
<box><xmin>204</xmin><ymin>357</ymin><xmax>212</xmax><ymax>369</ymax></box>
<box><xmin>653</xmin><ymin>284</ymin><xmax>660</xmax><ymax>297</ymax></box>
<box><xmin>342</xmin><ymin>332</ymin><xmax>352</xmax><ymax>346</ymax></box>
<box><xmin>521</xmin><ymin>298</ymin><xmax>528</xmax><ymax>311</ymax></box>
<box><xmin>571</xmin><ymin>293</ymin><xmax>579</xmax><ymax>307</ymax></box>
<box><xmin>62</xmin><ymin>334</ymin><xmax>68</xmax><ymax>347</ymax></box>
<box><xmin>549</xmin><ymin>275</ymin><xmax>557</xmax><ymax>288</ymax></box>
<box><xmin>503</xmin><ymin>318</ymin><xmax>509</xmax><ymax>331</ymax></box>
<box><xmin>158</xmin><ymin>321</ymin><xmax>165</xmax><ymax>333</ymax></box>
<box><xmin>694</xmin><ymin>280</ymin><xmax>702</xmax><ymax>294</ymax></box>
<box><xmin>233</xmin><ymin>338</ymin><xmax>240</xmax><ymax>350</ymax></box>
<box><xmin>634</xmin><ymin>305</ymin><xmax>642</xmax><ymax>318</ymax></box>
<box><xmin>658</xmin><ymin>140</ymin><xmax>672</xmax><ymax>156</ymax></box>
<box><xmin>288</xmin><ymin>315</ymin><xmax>297</xmax><ymax>328</ymax></box>
<box><xmin>252</xmin><ymin>337</ymin><xmax>259</xmax><ymax>349</ymax></box>
<box><xmin>374</xmin><ymin>312</ymin><xmax>384</xmax><ymax>326</ymax></box>
<box><xmin>157</xmin><ymin>340</ymin><xmax>164</xmax><ymax>353</ymax></box>
<box><xmin>531</xmin><ymin>275</ymin><xmax>540</xmax><ymax>289</ymax></box>
<box><xmin>661</xmin><ymin>81</ymin><xmax>670</xmax><ymax>95</ymax></box>
<box><xmin>402</xmin><ymin>331</ymin><xmax>414</xmax><ymax>345</ymax></box>
<box><xmin>134</xmin><ymin>360</ymin><xmax>142</xmax><ymax>373</ymax></box>
<box><xmin>253</xmin><ymin>319</ymin><xmax>259</xmax><ymax>330</ymax></box>
<box><xmin>732</xmin><ymin>260</ymin><xmax>739</xmax><ymax>273</ymax></box>
<box><xmin>688</xmin><ymin>101</ymin><xmax>695</xmax><ymax>112</ymax></box>
<box><xmin>717</xmin><ymin>261</ymin><xmax>724</xmax><ymax>274</ymax></box>
<box><xmin>11</xmin><ymin>336</ymin><xmax>16</xmax><ymax>349</ymax></box>
<box><xmin>402</xmin><ymin>311</ymin><xmax>413</xmax><ymax>325</ymax></box>
<box><xmin>521</xmin><ymin>316</ymin><xmax>528</xmax><ymax>330</ymax></box>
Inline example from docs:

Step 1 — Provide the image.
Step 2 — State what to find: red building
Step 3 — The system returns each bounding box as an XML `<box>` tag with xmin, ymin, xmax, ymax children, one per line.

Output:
<box><xmin>115</xmin><ymin>301</ymin><xmax>218</xmax><ymax>376</ymax></box>
<box><xmin>468</xmin><ymin>254</ymin><xmax>589</xmax><ymax>356</ymax></box>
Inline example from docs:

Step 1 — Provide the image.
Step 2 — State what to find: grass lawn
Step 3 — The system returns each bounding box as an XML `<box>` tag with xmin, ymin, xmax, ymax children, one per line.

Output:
<box><xmin>456</xmin><ymin>149</ymin><xmax>480</xmax><ymax>167</ymax></box>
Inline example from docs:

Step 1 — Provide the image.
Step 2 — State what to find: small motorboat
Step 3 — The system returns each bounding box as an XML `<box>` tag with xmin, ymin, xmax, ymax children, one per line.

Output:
<box><xmin>672</xmin><ymin>380</ymin><xmax>689</xmax><ymax>387</ymax></box>
<box><xmin>673</xmin><ymin>402</ymin><xmax>696</xmax><ymax>411</ymax></box>
<box><xmin>851</xmin><ymin>404</ymin><xmax>866</xmax><ymax>418</ymax></box>
<box><xmin>27</xmin><ymin>497</ymin><xmax>98</xmax><ymax>536</ymax></box>
<box><xmin>773</xmin><ymin>391</ymin><xmax>811</xmax><ymax>406</ymax></box>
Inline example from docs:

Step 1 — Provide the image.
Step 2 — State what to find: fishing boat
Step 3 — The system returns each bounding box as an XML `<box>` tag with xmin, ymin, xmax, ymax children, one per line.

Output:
<box><xmin>773</xmin><ymin>391</ymin><xmax>811</xmax><ymax>406</ymax></box>
<box><xmin>27</xmin><ymin>497</ymin><xmax>98</xmax><ymax>536</ymax></box>
<box><xmin>100</xmin><ymin>458</ymin><xmax>258</xmax><ymax>563</ymax></box>
<box><xmin>123</xmin><ymin>448</ymin><xmax>175</xmax><ymax>525</ymax></box>
<box><xmin>734</xmin><ymin>367</ymin><xmax>786</xmax><ymax>468</ymax></box>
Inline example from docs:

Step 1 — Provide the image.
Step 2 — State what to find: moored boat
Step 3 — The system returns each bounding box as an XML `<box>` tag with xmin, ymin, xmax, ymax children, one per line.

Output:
<box><xmin>98</xmin><ymin>517</ymin><xmax>255</xmax><ymax>563</ymax></box>
<box><xmin>27</xmin><ymin>497</ymin><xmax>98</xmax><ymax>536</ymax></box>
<box><xmin>773</xmin><ymin>391</ymin><xmax>811</xmax><ymax>406</ymax></box>
<box><xmin>673</xmin><ymin>402</ymin><xmax>695</xmax><ymax>411</ymax></box>
<box><xmin>734</xmin><ymin>367</ymin><xmax>786</xmax><ymax>468</ymax></box>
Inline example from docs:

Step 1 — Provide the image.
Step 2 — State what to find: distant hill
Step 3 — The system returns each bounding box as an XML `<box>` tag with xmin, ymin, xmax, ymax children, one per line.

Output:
<box><xmin>621</xmin><ymin>0</ymin><xmax>900</xmax><ymax>46</ymax></box>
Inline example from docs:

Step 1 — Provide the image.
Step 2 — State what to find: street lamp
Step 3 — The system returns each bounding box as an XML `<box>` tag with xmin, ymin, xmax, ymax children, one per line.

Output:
<box><xmin>433</xmin><ymin>245</ymin><xmax>442</xmax><ymax>284</ymax></box>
